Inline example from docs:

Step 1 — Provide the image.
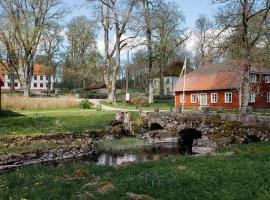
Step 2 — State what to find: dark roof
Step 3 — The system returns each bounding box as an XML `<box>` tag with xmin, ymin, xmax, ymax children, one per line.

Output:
<box><xmin>85</xmin><ymin>83</ymin><xmax>122</xmax><ymax>91</ymax></box>
<box><xmin>174</xmin><ymin>61</ymin><xmax>270</xmax><ymax>92</ymax></box>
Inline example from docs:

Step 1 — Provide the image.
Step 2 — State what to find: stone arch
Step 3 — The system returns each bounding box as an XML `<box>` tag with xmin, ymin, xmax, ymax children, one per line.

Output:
<box><xmin>149</xmin><ymin>123</ymin><xmax>164</xmax><ymax>131</ymax></box>
<box><xmin>178</xmin><ymin>128</ymin><xmax>202</xmax><ymax>155</ymax></box>
<box><xmin>244</xmin><ymin>135</ymin><xmax>260</xmax><ymax>144</ymax></box>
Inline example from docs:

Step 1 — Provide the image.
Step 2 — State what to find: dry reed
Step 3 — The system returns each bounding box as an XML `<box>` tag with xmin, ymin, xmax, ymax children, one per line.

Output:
<box><xmin>1</xmin><ymin>94</ymin><xmax>79</xmax><ymax>110</ymax></box>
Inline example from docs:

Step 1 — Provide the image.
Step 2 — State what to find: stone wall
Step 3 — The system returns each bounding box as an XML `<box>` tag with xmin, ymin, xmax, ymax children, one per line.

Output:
<box><xmin>143</xmin><ymin>112</ymin><xmax>270</xmax><ymax>148</ymax></box>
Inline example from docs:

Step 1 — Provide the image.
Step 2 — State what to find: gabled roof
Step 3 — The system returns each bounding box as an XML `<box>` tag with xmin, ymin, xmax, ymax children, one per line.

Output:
<box><xmin>0</xmin><ymin>63</ymin><xmax>48</xmax><ymax>75</ymax></box>
<box><xmin>174</xmin><ymin>61</ymin><xmax>270</xmax><ymax>92</ymax></box>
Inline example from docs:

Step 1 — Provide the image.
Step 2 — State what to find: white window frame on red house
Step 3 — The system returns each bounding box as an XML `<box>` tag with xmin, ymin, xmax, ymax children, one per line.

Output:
<box><xmin>180</xmin><ymin>94</ymin><xmax>186</xmax><ymax>103</ymax></box>
<box><xmin>249</xmin><ymin>92</ymin><xmax>256</xmax><ymax>103</ymax></box>
<box><xmin>225</xmin><ymin>92</ymin><xmax>232</xmax><ymax>103</ymax></box>
<box><xmin>191</xmin><ymin>94</ymin><xmax>196</xmax><ymax>103</ymax></box>
<box><xmin>267</xmin><ymin>92</ymin><xmax>270</xmax><ymax>103</ymax></box>
<box><xmin>266</xmin><ymin>75</ymin><xmax>270</xmax><ymax>83</ymax></box>
<box><xmin>250</xmin><ymin>74</ymin><xmax>257</xmax><ymax>82</ymax></box>
<box><xmin>211</xmin><ymin>93</ymin><xmax>218</xmax><ymax>103</ymax></box>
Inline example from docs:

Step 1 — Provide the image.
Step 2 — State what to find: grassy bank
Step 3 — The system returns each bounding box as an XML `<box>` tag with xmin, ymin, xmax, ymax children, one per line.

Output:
<box><xmin>1</xmin><ymin>142</ymin><xmax>270</xmax><ymax>199</ymax></box>
<box><xmin>0</xmin><ymin>109</ymin><xmax>116</xmax><ymax>136</ymax></box>
<box><xmin>98</xmin><ymin>137</ymin><xmax>152</xmax><ymax>152</ymax></box>
<box><xmin>0</xmin><ymin>109</ymin><xmax>139</xmax><ymax>153</ymax></box>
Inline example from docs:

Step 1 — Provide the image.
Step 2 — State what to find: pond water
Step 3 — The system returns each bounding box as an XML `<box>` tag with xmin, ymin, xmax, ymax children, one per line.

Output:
<box><xmin>83</xmin><ymin>143</ymin><xmax>200</xmax><ymax>167</ymax></box>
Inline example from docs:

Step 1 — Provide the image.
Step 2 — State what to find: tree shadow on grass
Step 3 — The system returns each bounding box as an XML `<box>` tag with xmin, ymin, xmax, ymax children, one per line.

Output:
<box><xmin>0</xmin><ymin>110</ymin><xmax>25</xmax><ymax>118</ymax></box>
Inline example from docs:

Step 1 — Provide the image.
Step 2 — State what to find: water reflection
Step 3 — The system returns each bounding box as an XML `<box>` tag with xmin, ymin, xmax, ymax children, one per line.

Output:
<box><xmin>94</xmin><ymin>143</ymin><xmax>183</xmax><ymax>166</ymax></box>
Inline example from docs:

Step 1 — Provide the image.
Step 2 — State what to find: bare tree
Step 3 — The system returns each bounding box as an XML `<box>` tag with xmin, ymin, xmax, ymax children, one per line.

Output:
<box><xmin>213</xmin><ymin>0</ymin><xmax>270</xmax><ymax>108</ymax></box>
<box><xmin>0</xmin><ymin>0</ymin><xmax>64</xmax><ymax>97</ymax></box>
<box><xmin>194</xmin><ymin>14</ymin><xmax>214</xmax><ymax>67</ymax></box>
<box><xmin>90</xmin><ymin>0</ymin><xmax>137</xmax><ymax>103</ymax></box>
<box><xmin>66</xmin><ymin>16</ymin><xmax>98</xmax><ymax>91</ymax></box>
<box><xmin>41</xmin><ymin>22</ymin><xmax>64</xmax><ymax>94</ymax></box>
<box><xmin>152</xmin><ymin>2</ymin><xmax>189</xmax><ymax>96</ymax></box>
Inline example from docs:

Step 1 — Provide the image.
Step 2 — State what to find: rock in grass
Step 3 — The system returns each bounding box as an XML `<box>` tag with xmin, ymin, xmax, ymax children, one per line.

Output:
<box><xmin>114</xmin><ymin>161</ymin><xmax>137</xmax><ymax>169</ymax></box>
<box><xmin>97</xmin><ymin>181</ymin><xmax>115</xmax><ymax>193</ymax></box>
<box><xmin>126</xmin><ymin>192</ymin><xmax>155</xmax><ymax>200</ymax></box>
<box><xmin>73</xmin><ymin>169</ymin><xmax>89</xmax><ymax>178</ymax></box>
<box><xmin>176</xmin><ymin>165</ymin><xmax>186</xmax><ymax>170</ymax></box>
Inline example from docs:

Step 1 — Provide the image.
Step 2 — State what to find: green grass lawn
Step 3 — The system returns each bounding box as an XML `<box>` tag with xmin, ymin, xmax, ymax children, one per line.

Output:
<box><xmin>0</xmin><ymin>109</ymin><xmax>117</xmax><ymax>137</ymax></box>
<box><xmin>0</xmin><ymin>142</ymin><xmax>270</xmax><ymax>199</ymax></box>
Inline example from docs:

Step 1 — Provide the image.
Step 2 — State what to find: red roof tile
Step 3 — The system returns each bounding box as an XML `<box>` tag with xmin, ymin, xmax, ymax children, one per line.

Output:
<box><xmin>0</xmin><ymin>63</ymin><xmax>48</xmax><ymax>75</ymax></box>
<box><xmin>174</xmin><ymin>61</ymin><xmax>270</xmax><ymax>92</ymax></box>
<box><xmin>0</xmin><ymin>74</ymin><xmax>4</xmax><ymax>82</ymax></box>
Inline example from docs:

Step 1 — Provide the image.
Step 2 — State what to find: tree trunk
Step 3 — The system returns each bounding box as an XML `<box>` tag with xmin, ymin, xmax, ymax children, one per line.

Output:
<box><xmin>47</xmin><ymin>75</ymin><xmax>52</xmax><ymax>95</ymax></box>
<box><xmin>143</xmin><ymin>0</ymin><xmax>153</xmax><ymax>102</ymax></box>
<box><xmin>19</xmin><ymin>60</ymin><xmax>32</xmax><ymax>97</ymax></box>
<box><xmin>240</xmin><ymin>62</ymin><xmax>250</xmax><ymax>108</ymax></box>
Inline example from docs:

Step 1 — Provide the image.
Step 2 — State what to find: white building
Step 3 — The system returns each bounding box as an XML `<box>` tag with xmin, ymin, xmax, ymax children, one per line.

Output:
<box><xmin>152</xmin><ymin>61</ymin><xmax>193</xmax><ymax>96</ymax></box>
<box><xmin>0</xmin><ymin>63</ymin><xmax>54</xmax><ymax>92</ymax></box>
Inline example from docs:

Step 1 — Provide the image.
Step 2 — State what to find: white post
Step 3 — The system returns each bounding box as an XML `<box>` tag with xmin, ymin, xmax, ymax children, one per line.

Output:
<box><xmin>182</xmin><ymin>59</ymin><xmax>187</xmax><ymax>112</ymax></box>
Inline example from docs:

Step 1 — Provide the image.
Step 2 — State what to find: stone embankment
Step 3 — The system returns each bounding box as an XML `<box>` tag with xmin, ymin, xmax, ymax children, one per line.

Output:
<box><xmin>0</xmin><ymin>131</ymin><xmax>103</xmax><ymax>171</ymax></box>
<box><xmin>0</xmin><ymin>111</ymin><xmax>133</xmax><ymax>171</ymax></box>
<box><xmin>142</xmin><ymin>112</ymin><xmax>270</xmax><ymax>148</ymax></box>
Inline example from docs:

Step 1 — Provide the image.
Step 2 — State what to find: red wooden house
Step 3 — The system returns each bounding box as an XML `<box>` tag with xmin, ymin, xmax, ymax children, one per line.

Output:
<box><xmin>174</xmin><ymin>62</ymin><xmax>270</xmax><ymax>110</ymax></box>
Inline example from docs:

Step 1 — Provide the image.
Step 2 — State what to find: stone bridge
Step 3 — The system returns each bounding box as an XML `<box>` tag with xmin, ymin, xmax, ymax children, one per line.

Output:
<box><xmin>143</xmin><ymin>112</ymin><xmax>270</xmax><ymax>149</ymax></box>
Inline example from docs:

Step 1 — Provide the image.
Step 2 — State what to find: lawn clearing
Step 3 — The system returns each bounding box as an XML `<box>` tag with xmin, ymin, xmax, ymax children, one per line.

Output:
<box><xmin>0</xmin><ymin>142</ymin><xmax>270</xmax><ymax>199</ymax></box>
<box><xmin>0</xmin><ymin>109</ymin><xmax>116</xmax><ymax>137</ymax></box>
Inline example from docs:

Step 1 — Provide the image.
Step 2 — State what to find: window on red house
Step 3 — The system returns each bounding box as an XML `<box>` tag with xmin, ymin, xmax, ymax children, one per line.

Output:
<box><xmin>267</xmin><ymin>92</ymin><xmax>270</xmax><ymax>103</ymax></box>
<box><xmin>191</xmin><ymin>94</ymin><xmax>196</xmax><ymax>103</ymax></box>
<box><xmin>249</xmin><ymin>93</ymin><xmax>256</xmax><ymax>103</ymax></box>
<box><xmin>266</xmin><ymin>75</ymin><xmax>270</xmax><ymax>83</ymax></box>
<box><xmin>250</xmin><ymin>74</ymin><xmax>257</xmax><ymax>82</ymax></box>
<box><xmin>180</xmin><ymin>94</ymin><xmax>186</xmax><ymax>103</ymax></box>
<box><xmin>211</xmin><ymin>93</ymin><xmax>218</xmax><ymax>103</ymax></box>
<box><xmin>225</xmin><ymin>92</ymin><xmax>232</xmax><ymax>103</ymax></box>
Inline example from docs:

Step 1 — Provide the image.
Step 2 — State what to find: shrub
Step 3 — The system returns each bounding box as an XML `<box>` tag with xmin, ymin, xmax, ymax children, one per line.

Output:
<box><xmin>79</xmin><ymin>100</ymin><xmax>93</xmax><ymax>109</ymax></box>
<box><xmin>79</xmin><ymin>93</ymin><xmax>108</xmax><ymax>99</ymax></box>
<box><xmin>131</xmin><ymin>95</ymin><xmax>149</xmax><ymax>107</ymax></box>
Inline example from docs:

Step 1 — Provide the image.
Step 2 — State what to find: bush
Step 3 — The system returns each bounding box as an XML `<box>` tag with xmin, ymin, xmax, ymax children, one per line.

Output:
<box><xmin>79</xmin><ymin>100</ymin><xmax>93</xmax><ymax>109</ymax></box>
<box><xmin>154</xmin><ymin>95</ymin><xmax>174</xmax><ymax>100</ymax></box>
<box><xmin>80</xmin><ymin>93</ymin><xmax>108</xmax><ymax>99</ymax></box>
<box><xmin>131</xmin><ymin>95</ymin><xmax>149</xmax><ymax>107</ymax></box>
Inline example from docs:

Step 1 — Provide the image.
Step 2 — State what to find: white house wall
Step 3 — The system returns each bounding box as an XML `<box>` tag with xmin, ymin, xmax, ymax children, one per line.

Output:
<box><xmin>153</xmin><ymin>76</ymin><xmax>178</xmax><ymax>96</ymax></box>
<box><xmin>1</xmin><ymin>74</ymin><xmax>54</xmax><ymax>91</ymax></box>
